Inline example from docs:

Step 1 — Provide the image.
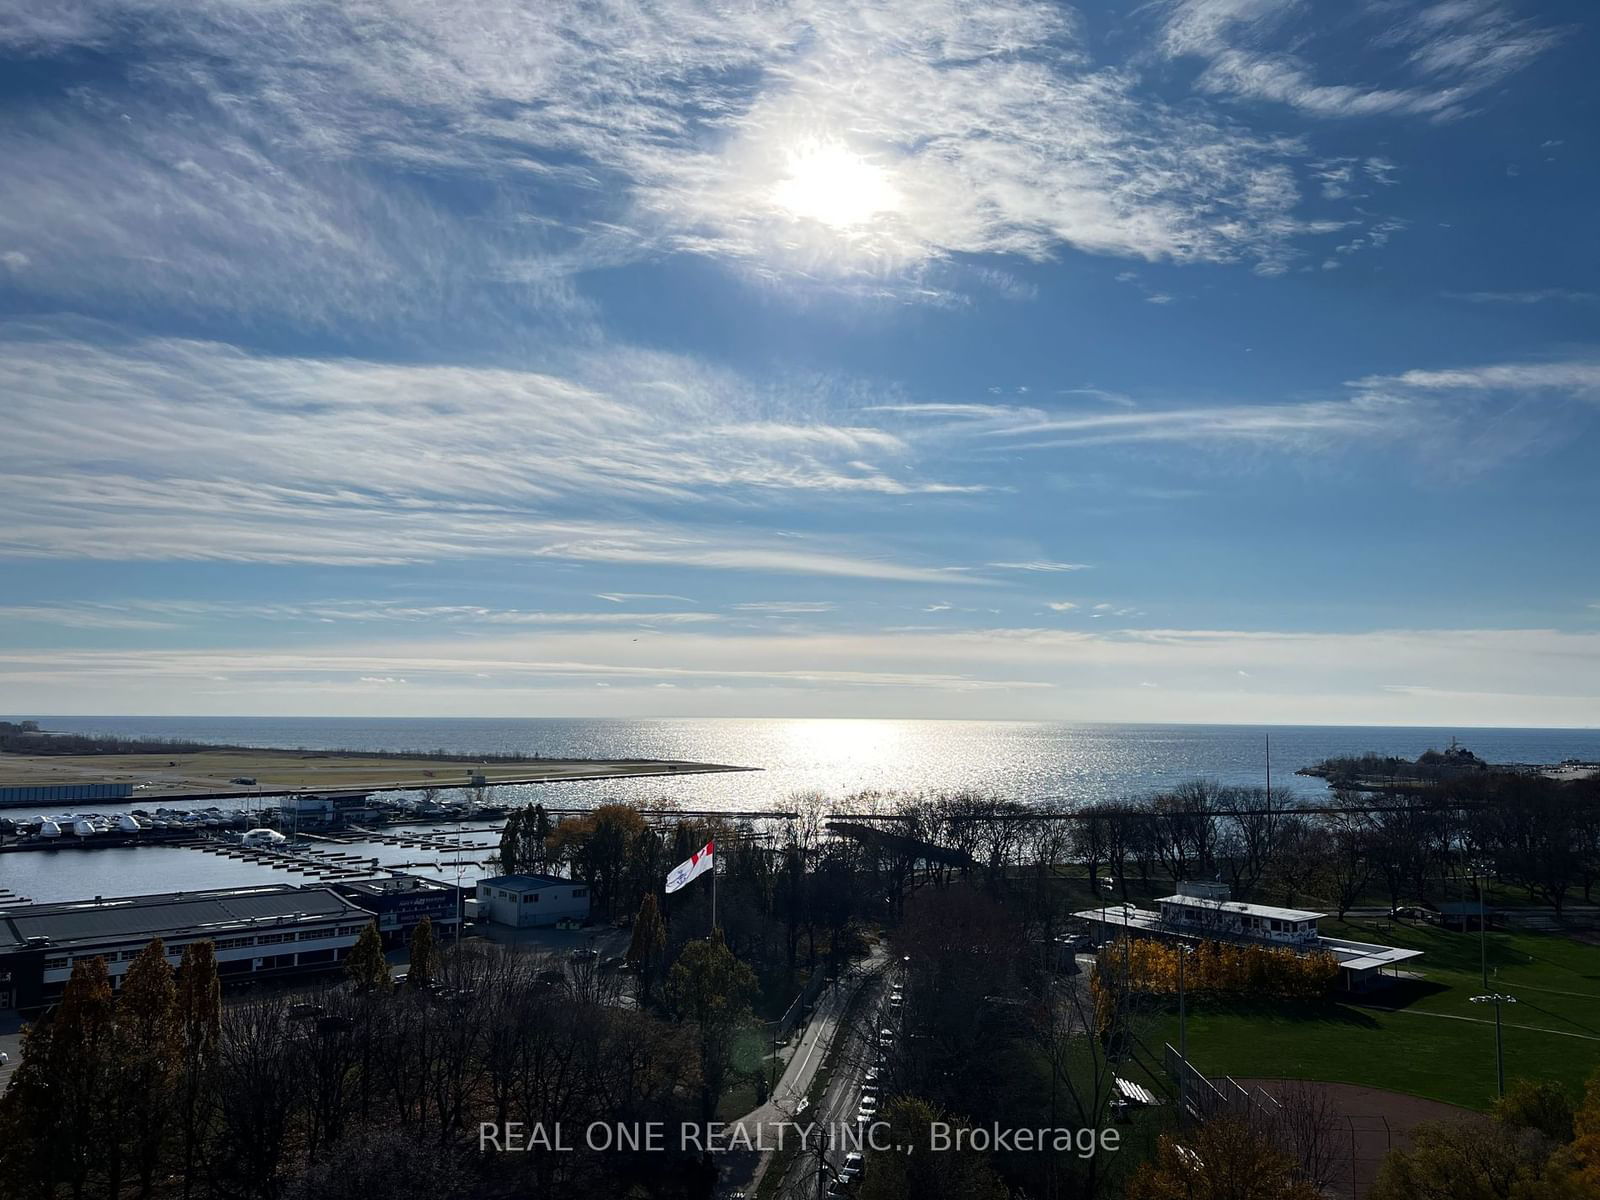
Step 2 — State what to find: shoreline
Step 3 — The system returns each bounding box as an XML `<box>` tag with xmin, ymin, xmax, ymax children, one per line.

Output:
<box><xmin>0</xmin><ymin>748</ymin><xmax>755</xmax><ymax>808</ymax></box>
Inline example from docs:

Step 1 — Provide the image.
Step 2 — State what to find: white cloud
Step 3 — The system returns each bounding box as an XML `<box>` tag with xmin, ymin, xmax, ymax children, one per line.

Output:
<box><xmin>4</xmin><ymin>623</ymin><xmax>1597</xmax><ymax>725</ymax></box>
<box><xmin>988</xmin><ymin>560</ymin><xmax>1094</xmax><ymax>572</ymax></box>
<box><xmin>1158</xmin><ymin>0</ymin><xmax>1559</xmax><ymax>121</ymax></box>
<box><xmin>0</xmin><ymin>605</ymin><xmax>173</xmax><ymax>631</ymax></box>
<box><xmin>0</xmin><ymin>599</ymin><xmax>727</xmax><ymax>628</ymax></box>
<box><xmin>1045</xmin><ymin>601</ymin><xmax>1078</xmax><ymax>611</ymax></box>
<box><xmin>1443</xmin><ymin>289</ymin><xmax>1597</xmax><ymax>306</ymax></box>
<box><xmin>732</xmin><ymin>602</ymin><xmax>838</xmax><ymax>614</ymax></box>
<box><xmin>930</xmin><ymin>358</ymin><xmax>1600</xmax><ymax>465</ymax></box>
<box><xmin>1351</xmin><ymin>361</ymin><xmax>1600</xmax><ymax>398</ymax></box>
<box><xmin>0</xmin><ymin>0</ymin><xmax>1382</xmax><ymax>308</ymax></box>
<box><xmin>0</xmin><ymin>330</ymin><xmax>979</xmax><ymax>574</ymax></box>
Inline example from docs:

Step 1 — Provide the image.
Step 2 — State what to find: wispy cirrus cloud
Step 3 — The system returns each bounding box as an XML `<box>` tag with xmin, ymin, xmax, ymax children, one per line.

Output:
<box><xmin>1157</xmin><ymin>0</ymin><xmax>1561</xmax><ymax>121</ymax></box>
<box><xmin>987</xmin><ymin>561</ymin><xmax>1095</xmax><ymax>573</ymax></box>
<box><xmin>0</xmin><ymin>329</ymin><xmax>979</xmax><ymax>575</ymax></box>
<box><xmin>1350</xmin><ymin>361</ymin><xmax>1600</xmax><ymax>398</ymax></box>
<box><xmin>732</xmin><ymin>602</ymin><xmax>839</xmax><ymax>615</ymax></box>
<box><xmin>882</xmin><ymin>356</ymin><xmax>1600</xmax><ymax>467</ymax></box>
<box><xmin>1443</xmin><ymin>289</ymin><xmax>1597</xmax><ymax>306</ymax></box>
<box><xmin>4</xmin><ymin>624</ymin><xmax>1596</xmax><ymax>724</ymax></box>
<box><xmin>0</xmin><ymin>605</ymin><xmax>174</xmax><ymax>631</ymax></box>
<box><xmin>0</xmin><ymin>0</ymin><xmax>1398</xmax><ymax>315</ymax></box>
<box><xmin>0</xmin><ymin>599</ymin><xmax>725</xmax><ymax>630</ymax></box>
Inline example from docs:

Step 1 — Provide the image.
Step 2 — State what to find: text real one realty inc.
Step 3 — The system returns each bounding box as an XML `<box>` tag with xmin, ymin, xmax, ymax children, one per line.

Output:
<box><xmin>479</xmin><ymin>1121</ymin><xmax>1122</xmax><ymax>1159</ymax></box>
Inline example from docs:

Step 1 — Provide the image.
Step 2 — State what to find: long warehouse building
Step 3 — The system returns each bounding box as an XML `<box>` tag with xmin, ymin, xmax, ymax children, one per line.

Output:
<box><xmin>0</xmin><ymin>884</ymin><xmax>374</xmax><ymax>1010</ymax></box>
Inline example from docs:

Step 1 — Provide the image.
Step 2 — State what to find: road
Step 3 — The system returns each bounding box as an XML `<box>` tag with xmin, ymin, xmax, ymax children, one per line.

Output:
<box><xmin>762</xmin><ymin>955</ymin><xmax>905</xmax><ymax>1200</ymax></box>
<box><xmin>715</xmin><ymin>948</ymin><xmax>890</xmax><ymax>1199</ymax></box>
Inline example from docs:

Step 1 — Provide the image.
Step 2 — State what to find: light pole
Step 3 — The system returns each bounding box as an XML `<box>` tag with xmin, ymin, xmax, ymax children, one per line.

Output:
<box><xmin>1471</xmin><ymin>861</ymin><xmax>1491</xmax><ymax>990</ymax></box>
<box><xmin>1470</xmin><ymin>992</ymin><xmax>1517</xmax><ymax>1097</ymax></box>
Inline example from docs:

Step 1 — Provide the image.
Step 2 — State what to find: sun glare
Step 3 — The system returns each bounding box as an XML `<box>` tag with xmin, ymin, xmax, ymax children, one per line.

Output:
<box><xmin>772</xmin><ymin>140</ymin><xmax>900</xmax><ymax>229</ymax></box>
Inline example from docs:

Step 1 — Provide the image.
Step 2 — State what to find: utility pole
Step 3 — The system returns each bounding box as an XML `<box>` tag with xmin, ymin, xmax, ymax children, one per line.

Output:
<box><xmin>1477</xmin><ymin>869</ymin><xmax>1489</xmax><ymax>990</ymax></box>
<box><xmin>1470</xmin><ymin>993</ymin><xmax>1517</xmax><ymax>1097</ymax></box>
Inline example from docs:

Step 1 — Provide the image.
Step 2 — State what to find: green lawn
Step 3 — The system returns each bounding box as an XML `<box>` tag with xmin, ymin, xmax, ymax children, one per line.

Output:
<box><xmin>1146</xmin><ymin>921</ymin><xmax>1600</xmax><ymax>1110</ymax></box>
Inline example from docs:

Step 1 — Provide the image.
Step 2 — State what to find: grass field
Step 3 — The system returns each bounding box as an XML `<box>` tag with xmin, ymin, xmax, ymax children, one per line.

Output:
<box><xmin>1153</xmin><ymin>919</ymin><xmax>1600</xmax><ymax>1110</ymax></box>
<box><xmin>0</xmin><ymin>747</ymin><xmax>743</xmax><ymax>800</ymax></box>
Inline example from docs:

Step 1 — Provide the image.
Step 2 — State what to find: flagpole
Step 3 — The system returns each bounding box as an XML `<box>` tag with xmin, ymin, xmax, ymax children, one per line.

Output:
<box><xmin>710</xmin><ymin>849</ymin><xmax>717</xmax><ymax>937</ymax></box>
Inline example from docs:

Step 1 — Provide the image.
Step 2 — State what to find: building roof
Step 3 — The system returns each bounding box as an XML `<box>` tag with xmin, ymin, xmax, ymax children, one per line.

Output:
<box><xmin>1317</xmin><ymin>936</ymin><xmax>1427</xmax><ymax>972</ymax></box>
<box><xmin>478</xmin><ymin>873</ymin><xmax>575</xmax><ymax>892</ymax></box>
<box><xmin>335</xmin><ymin>875</ymin><xmax>455</xmax><ymax>898</ymax></box>
<box><xmin>1072</xmin><ymin>905</ymin><xmax>1424</xmax><ymax>974</ymax></box>
<box><xmin>1156</xmin><ymin>895</ymin><xmax>1325</xmax><ymax>922</ymax></box>
<box><xmin>0</xmin><ymin>885</ymin><xmax>365</xmax><ymax>952</ymax></box>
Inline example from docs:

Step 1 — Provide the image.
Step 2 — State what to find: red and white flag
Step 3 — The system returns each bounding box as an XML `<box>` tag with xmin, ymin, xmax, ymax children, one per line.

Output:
<box><xmin>665</xmin><ymin>840</ymin><xmax>715</xmax><ymax>894</ymax></box>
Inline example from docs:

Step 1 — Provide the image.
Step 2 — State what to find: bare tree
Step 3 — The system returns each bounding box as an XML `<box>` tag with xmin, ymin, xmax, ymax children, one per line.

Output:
<box><xmin>1272</xmin><ymin>1080</ymin><xmax>1344</xmax><ymax>1192</ymax></box>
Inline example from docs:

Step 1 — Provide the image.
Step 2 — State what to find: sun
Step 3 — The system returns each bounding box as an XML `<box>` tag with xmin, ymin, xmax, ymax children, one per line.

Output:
<box><xmin>772</xmin><ymin>139</ymin><xmax>900</xmax><ymax>229</ymax></box>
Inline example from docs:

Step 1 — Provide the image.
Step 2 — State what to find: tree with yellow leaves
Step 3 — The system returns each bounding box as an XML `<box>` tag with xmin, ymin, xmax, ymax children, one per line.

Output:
<box><xmin>1128</xmin><ymin>1117</ymin><xmax>1322</xmax><ymax>1200</ymax></box>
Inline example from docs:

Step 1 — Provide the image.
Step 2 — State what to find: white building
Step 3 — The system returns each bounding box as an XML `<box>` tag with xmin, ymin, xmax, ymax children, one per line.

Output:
<box><xmin>277</xmin><ymin>791</ymin><xmax>375</xmax><ymax>830</ymax></box>
<box><xmin>0</xmin><ymin>884</ymin><xmax>372</xmax><ymax>1008</ymax></box>
<box><xmin>1155</xmin><ymin>886</ymin><xmax>1321</xmax><ymax>946</ymax></box>
<box><xmin>1076</xmin><ymin>880</ymin><xmax>1423</xmax><ymax>990</ymax></box>
<box><xmin>476</xmin><ymin>874</ymin><xmax>591</xmax><ymax>928</ymax></box>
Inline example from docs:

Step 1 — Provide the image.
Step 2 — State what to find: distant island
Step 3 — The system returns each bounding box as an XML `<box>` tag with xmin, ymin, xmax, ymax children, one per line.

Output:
<box><xmin>1300</xmin><ymin>738</ymin><xmax>1599</xmax><ymax>790</ymax></box>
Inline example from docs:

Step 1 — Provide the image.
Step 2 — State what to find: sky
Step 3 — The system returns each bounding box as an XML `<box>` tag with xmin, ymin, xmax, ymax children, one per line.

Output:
<box><xmin>1</xmin><ymin>0</ymin><xmax>1598</xmax><ymax>726</ymax></box>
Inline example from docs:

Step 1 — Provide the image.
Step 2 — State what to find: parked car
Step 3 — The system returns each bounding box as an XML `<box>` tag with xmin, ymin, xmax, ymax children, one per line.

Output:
<box><xmin>535</xmin><ymin>967</ymin><xmax>566</xmax><ymax>985</ymax></box>
<box><xmin>601</xmin><ymin>954</ymin><xmax>629</xmax><ymax>973</ymax></box>
<box><xmin>570</xmin><ymin>947</ymin><xmax>599</xmax><ymax>964</ymax></box>
<box><xmin>287</xmin><ymin>1002</ymin><xmax>325</xmax><ymax>1021</ymax></box>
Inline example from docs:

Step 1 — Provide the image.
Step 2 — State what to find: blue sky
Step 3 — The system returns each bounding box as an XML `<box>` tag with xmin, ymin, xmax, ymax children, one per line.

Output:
<box><xmin>2</xmin><ymin>0</ymin><xmax>1597</xmax><ymax>724</ymax></box>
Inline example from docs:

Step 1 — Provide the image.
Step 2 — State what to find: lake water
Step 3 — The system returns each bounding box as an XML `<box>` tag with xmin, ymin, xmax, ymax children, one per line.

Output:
<box><xmin>5</xmin><ymin>716</ymin><xmax>1597</xmax><ymax>903</ymax></box>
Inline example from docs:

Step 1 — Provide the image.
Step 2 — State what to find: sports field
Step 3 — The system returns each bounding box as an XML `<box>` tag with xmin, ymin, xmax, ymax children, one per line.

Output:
<box><xmin>1164</xmin><ymin>918</ymin><xmax>1600</xmax><ymax>1110</ymax></box>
